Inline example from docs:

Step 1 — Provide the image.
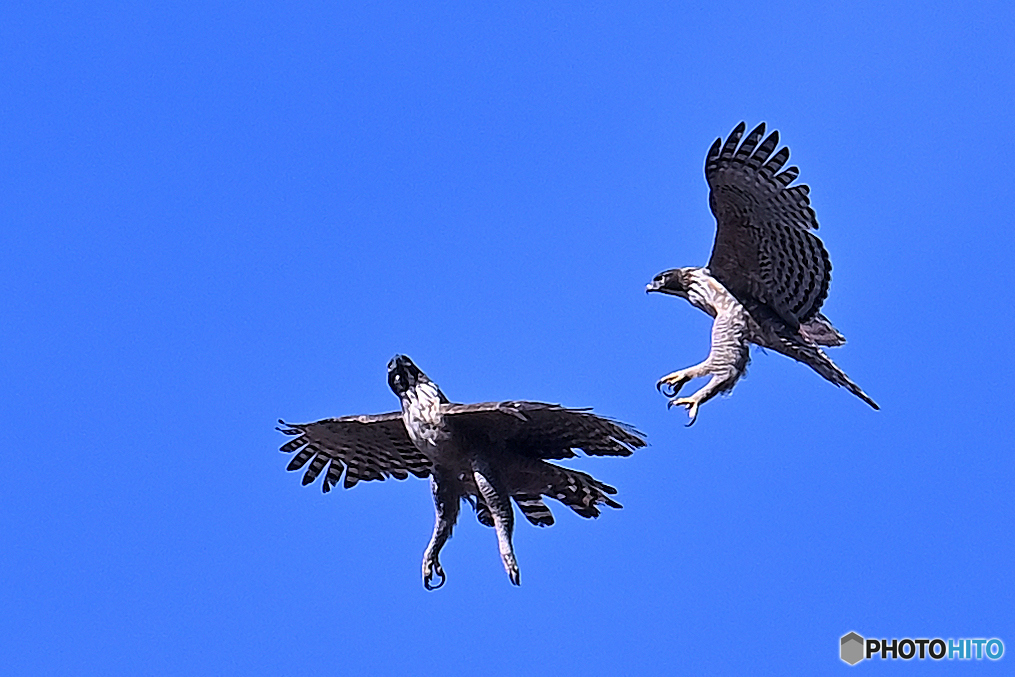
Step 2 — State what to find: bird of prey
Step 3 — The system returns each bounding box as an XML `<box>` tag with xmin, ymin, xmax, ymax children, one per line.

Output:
<box><xmin>647</xmin><ymin>122</ymin><xmax>878</xmax><ymax>424</ymax></box>
<box><xmin>277</xmin><ymin>354</ymin><xmax>646</xmax><ymax>589</ymax></box>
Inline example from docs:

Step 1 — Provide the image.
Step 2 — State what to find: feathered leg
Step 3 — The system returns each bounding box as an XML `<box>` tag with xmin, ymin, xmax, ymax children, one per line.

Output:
<box><xmin>658</xmin><ymin>302</ymin><xmax>751</xmax><ymax>425</ymax></box>
<box><xmin>422</xmin><ymin>474</ymin><xmax>460</xmax><ymax>590</ymax></box>
<box><xmin>472</xmin><ymin>458</ymin><xmax>520</xmax><ymax>586</ymax></box>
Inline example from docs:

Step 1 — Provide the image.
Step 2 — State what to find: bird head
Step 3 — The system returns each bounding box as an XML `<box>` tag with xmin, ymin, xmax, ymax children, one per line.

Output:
<box><xmin>387</xmin><ymin>354</ymin><xmax>449</xmax><ymax>403</ymax></box>
<box><xmin>646</xmin><ymin>268</ymin><xmax>694</xmax><ymax>298</ymax></box>
<box><xmin>387</xmin><ymin>354</ymin><xmax>428</xmax><ymax>397</ymax></box>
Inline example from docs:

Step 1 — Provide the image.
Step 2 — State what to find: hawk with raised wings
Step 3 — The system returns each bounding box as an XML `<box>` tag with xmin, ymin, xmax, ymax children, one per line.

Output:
<box><xmin>647</xmin><ymin>122</ymin><xmax>878</xmax><ymax>424</ymax></box>
<box><xmin>277</xmin><ymin>354</ymin><xmax>646</xmax><ymax>589</ymax></box>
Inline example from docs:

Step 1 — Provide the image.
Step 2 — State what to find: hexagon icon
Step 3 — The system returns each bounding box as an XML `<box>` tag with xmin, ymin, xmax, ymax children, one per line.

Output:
<box><xmin>840</xmin><ymin>632</ymin><xmax>865</xmax><ymax>665</ymax></box>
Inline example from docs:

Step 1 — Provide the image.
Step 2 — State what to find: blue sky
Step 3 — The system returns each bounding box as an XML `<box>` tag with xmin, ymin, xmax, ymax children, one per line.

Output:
<box><xmin>2</xmin><ymin>1</ymin><xmax>1012</xmax><ymax>673</ymax></box>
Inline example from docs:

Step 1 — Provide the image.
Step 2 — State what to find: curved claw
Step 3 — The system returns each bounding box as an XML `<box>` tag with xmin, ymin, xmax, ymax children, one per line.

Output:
<box><xmin>674</xmin><ymin>398</ymin><xmax>700</xmax><ymax>426</ymax></box>
<box><xmin>502</xmin><ymin>553</ymin><xmax>520</xmax><ymax>586</ymax></box>
<box><xmin>666</xmin><ymin>397</ymin><xmax>700</xmax><ymax>426</ymax></box>
<box><xmin>657</xmin><ymin>380</ymin><xmax>682</xmax><ymax>398</ymax></box>
<box><xmin>423</xmin><ymin>562</ymin><xmax>446</xmax><ymax>590</ymax></box>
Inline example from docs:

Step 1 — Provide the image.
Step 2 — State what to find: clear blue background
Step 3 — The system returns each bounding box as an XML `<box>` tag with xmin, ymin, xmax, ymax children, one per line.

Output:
<box><xmin>2</xmin><ymin>1</ymin><xmax>1012</xmax><ymax>673</ymax></box>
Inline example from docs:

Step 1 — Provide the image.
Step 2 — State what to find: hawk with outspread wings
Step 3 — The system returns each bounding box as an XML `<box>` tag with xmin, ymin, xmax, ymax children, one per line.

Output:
<box><xmin>647</xmin><ymin>122</ymin><xmax>878</xmax><ymax>424</ymax></box>
<box><xmin>277</xmin><ymin>355</ymin><xmax>646</xmax><ymax>589</ymax></box>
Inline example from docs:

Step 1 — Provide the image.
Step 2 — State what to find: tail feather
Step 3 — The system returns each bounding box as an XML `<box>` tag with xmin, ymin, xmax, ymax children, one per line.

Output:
<box><xmin>539</xmin><ymin>463</ymin><xmax>622</xmax><ymax>519</ymax></box>
<box><xmin>469</xmin><ymin>495</ymin><xmax>495</xmax><ymax>527</ymax></box>
<box><xmin>771</xmin><ymin>334</ymin><xmax>879</xmax><ymax>410</ymax></box>
<box><xmin>799</xmin><ymin>313</ymin><xmax>846</xmax><ymax>347</ymax></box>
<box><xmin>513</xmin><ymin>494</ymin><xmax>555</xmax><ymax>527</ymax></box>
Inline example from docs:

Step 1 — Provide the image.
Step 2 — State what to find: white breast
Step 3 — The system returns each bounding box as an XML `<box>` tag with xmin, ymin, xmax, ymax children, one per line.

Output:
<box><xmin>402</xmin><ymin>382</ymin><xmax>445</xmax><ymax>448</ymax></box>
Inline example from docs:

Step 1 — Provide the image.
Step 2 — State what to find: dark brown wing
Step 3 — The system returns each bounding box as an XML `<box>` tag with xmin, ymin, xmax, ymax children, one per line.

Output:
<box><xmin>442</xmin><ymin>401</ymin><xmax>646</xmax><ymax>460</ymax></box>
<box><xmin>706</xmin><ymin>122</ymin><xmax>831</xmax><ymax>328</ymax></box>
<box><xmin>276</xmin><ymin>413</ymin><xmax>431</xmax><ymax>492</ymax></box>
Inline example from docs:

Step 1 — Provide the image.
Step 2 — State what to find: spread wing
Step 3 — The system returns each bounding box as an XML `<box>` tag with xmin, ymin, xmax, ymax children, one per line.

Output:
<box><xmin>442</xmin><ymin>401</ymin><xmax>647</xmax><ymax>460</ymax></box>
<box><xmin>706</xmin><ymin>121</ymin><xmax>831</xmax><ymax>328</ymax></box>
<box><xmin>276</xmin><ymin>413</ymin><xmax>432</xmax><ymax>492</ymax></box>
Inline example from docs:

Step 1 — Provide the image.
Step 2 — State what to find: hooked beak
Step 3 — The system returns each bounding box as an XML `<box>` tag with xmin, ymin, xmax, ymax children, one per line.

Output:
<box><xmin>646</xmin><ymin>279</ymin><xmax>685</xmax><ymax>297</ymax></box>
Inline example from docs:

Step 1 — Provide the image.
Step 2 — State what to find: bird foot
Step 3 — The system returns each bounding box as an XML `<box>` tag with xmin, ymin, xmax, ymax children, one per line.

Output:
<box><xmin>667</xmin><ymin>397</ymin><xmax>700</xmax><ymax>426</ymax></box>
<box><xmin>656</xmin><ymin>371</ymin><xmax>691</xmax><ymax>398</ymax></box>
<box><xmin>423</xmin><ymin>558</ymin><xmax>446</xmax><ymax>590</ymax></box>
<box><xmin>503</xmin><ymin>554</ymin><xmax>520</xmax><ymax>586</ymax></box>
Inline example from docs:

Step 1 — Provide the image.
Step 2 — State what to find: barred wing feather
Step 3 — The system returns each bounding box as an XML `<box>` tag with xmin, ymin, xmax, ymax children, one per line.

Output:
<box><xmin>706</xmin><ymin>122</ymin><xmax>832</xmax><ymax>328</ymax></box>
<box><xmin>277</xmin><ymin>414</ymin><xmax>431</xmax><ymax>492</ymax></box>
<box><xmin>443</xmin><ymin>401</ymin><xmax>647</xmax><ymax>460</ymax></box>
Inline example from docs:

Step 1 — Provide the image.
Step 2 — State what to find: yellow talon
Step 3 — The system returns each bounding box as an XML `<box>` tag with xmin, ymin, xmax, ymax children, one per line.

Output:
<box><xmin>657</xmin><ymin>371</ymin><xmax>690</xmax><ymax>398</ymax></box>
<box><xmin>672</xmin><ymin>398</ymin><xmax>700</xmax><ymax>426</ymax></box>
